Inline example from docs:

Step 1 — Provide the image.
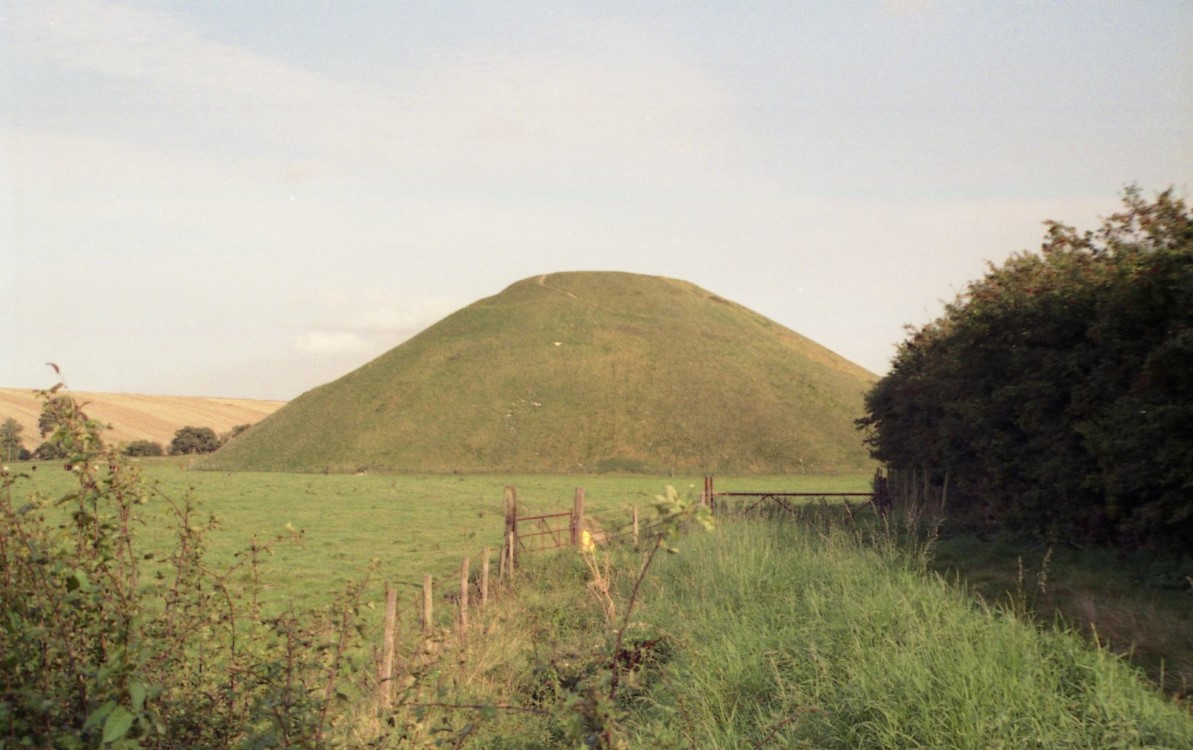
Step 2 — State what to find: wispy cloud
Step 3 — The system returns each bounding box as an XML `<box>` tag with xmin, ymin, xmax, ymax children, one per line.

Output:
<box><xmin>291</xmin><ymin>296</ymin><xmax>463</xmax><ymax>358</ymax></box>
<box><xmin>8</xmin><ymin>0</ymin><xmax>737</xmax><ymax>186</ymax></box>
<box><xmin>10</xmin><ymin>0</ymin><xmax>368</xmax><ymax>111</ymax></box>
<box><xmin>5</xmin><ymin>0</ymin><xmax>1187</xmax><ymax>399</ymax></box>
<box><xmin>291</xmin><ymin>330</ymin><xmax>369</xmax><ymax>356</ymax></box>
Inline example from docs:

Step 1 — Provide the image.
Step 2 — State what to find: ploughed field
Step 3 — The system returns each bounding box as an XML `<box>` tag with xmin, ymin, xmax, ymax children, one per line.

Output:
<box><xmin>0</xmin><ymin>388</ymin><xmax>284</xmax><ymax>447</ymax></box>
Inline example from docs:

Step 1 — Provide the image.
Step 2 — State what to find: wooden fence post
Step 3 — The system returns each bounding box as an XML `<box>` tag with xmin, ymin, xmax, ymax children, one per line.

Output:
<box><xmin>378</xmin><ymin>583</ymin><xmax>398</xmax><ymax>709</ymax></box>
<box><xmin>459</xmin><ymin>557</ymin><xmax>470</xmax><ymax>634</ymax></box>
<box><xmin>507</xmin><ymin>530</ymin><xmax>516</xmax><ymax>578</ymax></box>
<box><xmin>571</xmin><ymin>487</ymin><xmax>585</xmax><ymax>547</ymax></box>
<box><xmin>504</xmin><ymin>485</ymin><xmax>518</xmax><ymax>569</ymax></box>
<box><xmin>481</xmin><ymin>548</ymin><xmax>490</xmax><ymax>607</ymax></box>
<box><xmin>422</xmin><ymin>574</ymin><xmax>433</xmax><ymax>633</ymax></box>
<box><xmin>632</xmin><ymin>505</ymin><xmax>639</xmax><ymax>549</ymax></box>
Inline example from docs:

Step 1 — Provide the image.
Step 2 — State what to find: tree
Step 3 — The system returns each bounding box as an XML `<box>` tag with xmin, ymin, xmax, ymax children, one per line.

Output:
<box><xmin>124</xmin><ymin>439</ymin><xmax>165</xmax><ymax>457</ymax></box>
<box><xmin>169</xmin><ymin>426</ymin><xmax>220</xmax><ymax>456</ymax></box>
<box><xmin>1</xmin><ymin>418</ymin><xmax>25</xmax><ymax>461</ymax></box>
<box><xmin>858</xmin><ymin>187</ymin><xmax>1193</xmax><ymax>553</ymax></box>
<box><xmin>33</xmin><ymin>441</ymin><xmax>68</xmax><ymax>460</ymax></box>
<box><xmin>37</xmin><ymin>395</ymin><xmax>75</xmax><ymax>437</ymax></box>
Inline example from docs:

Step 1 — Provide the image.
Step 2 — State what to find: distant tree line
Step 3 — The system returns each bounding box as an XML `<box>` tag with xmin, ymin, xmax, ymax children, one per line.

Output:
<box><xmin>0</xmin><ymin>405</ymin><xmax>252</xmax><ymax>461</ymax></box>
<box><xmin>858</xmin><ymin>188</ymin><xmax>1192</xmax><ymax>554</ymax></box>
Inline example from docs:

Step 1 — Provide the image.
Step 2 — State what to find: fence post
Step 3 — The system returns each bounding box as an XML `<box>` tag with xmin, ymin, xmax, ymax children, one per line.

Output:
<box><xmin>571</xmin><ymin>487</ymin><xmax>585</xmax><ymax>547</ymax></box>
<box><xmin>481</xmin><ymin>547</ymin><xmax>490</xmax><ymax>607</ymax></box>
<box><xmin>632</xmin><ymin>505</ymin><xmax>639</xmax><ymax>549</ymax></box>
<box><xmin>507</xmin><ymin>530</ymin><xmax>516</xmax><ymax>578</ymax></box>
<box><xmin>422</xmin><ymin>574</ymin><xmax>433</xmax><ymax>633</ymax></box>
<box><xmin>459</xmin><ymin>557</ymin><xmax>470</xmax><ymax>634</ymax></box>
<box><xmin>504</xmin><ymin>485</ymin><xmax>518</xmax><ymax>568</ymax></box>
<box><xmin>378</xmin><ymin>583</ymin><xmax>398</xmax><ymax>709</ymax></box>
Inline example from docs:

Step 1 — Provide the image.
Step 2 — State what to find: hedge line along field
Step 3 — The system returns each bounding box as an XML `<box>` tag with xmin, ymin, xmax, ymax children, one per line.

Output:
<box><xmin>11</xmin><ymin>459</ymin><xmax>868</xmax><ymax>611</ymax></box>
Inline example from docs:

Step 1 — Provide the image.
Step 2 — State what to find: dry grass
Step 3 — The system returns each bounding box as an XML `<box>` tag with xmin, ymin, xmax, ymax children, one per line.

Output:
<box><xmin>0</xmin><ymin>388</ymin><xmax>284</xmax><ymax>447</ymax></box>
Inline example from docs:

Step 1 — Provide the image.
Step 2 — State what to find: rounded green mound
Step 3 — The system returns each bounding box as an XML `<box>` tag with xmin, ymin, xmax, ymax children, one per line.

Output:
<box><xmin>203</xmin><ymin>272</ymin><xmax>876</xmax><ymax>473</ymax></box>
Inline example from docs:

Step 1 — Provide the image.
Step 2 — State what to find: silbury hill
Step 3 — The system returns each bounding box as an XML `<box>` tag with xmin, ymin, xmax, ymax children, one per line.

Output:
<box><xmin>203</xmin><ymin>272</ymin><xmax>877</xmax><ymax>474</ymax></box>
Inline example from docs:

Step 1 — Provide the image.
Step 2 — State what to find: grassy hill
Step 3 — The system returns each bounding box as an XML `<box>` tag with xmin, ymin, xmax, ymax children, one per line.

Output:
<box><xmin>0</xmin><ymin>389</ymin><xmax>285</xmax><ymax>449</ymax></box>
<box><xmin>203</xmin><ymin>272</ymin><xmax>877</xmax><ymax>474</ymax></box>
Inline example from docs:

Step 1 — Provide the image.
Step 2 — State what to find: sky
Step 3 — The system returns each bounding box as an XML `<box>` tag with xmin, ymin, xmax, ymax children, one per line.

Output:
<box><xmin>2</xmin><ymin>1</ymin><xmax>1191</xmax><ymax>401</ymax></box>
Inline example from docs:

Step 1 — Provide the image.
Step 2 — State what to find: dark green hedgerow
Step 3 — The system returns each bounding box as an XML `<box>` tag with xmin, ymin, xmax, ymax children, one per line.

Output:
<box><xmin>859</xmin><ymin>187</ymin><xmax>1193</xmax><ymax>553</ymax></box>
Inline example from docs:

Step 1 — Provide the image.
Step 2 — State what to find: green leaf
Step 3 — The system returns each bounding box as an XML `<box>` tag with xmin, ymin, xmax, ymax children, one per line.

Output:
<box><xmin>67</xmin><ymin>569</ymin><xmax>91</xmax><ymax>592</ymax></box>
<box><xmin>130</xmin><ymin>681</ymin><xmax>146</xmax><ymax>713</ymax></box>
<box><xmin>83</xmin><ymin>701</ymin><xmax>116</xmax><ymax>732</ymax></box>
<box><xmin>102</xmin><ymin>706</ymin><xmax>134</xmax><ymax>744</ymax></box>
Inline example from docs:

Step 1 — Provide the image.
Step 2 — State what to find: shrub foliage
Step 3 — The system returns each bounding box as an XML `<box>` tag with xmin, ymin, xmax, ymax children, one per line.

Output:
<box><xmin>858</xmin><ymin>188</ymin><xmax>1193</xmax><ymax>553</ymax></box>
<box><xmin>168</xmin><ymin>425</ymin><xmax>220</xmax><ymax>455</ymax></box>
<box><xmin>1</xmin><ymin>386</ymin><xmax>372</xmax><ymax>748</ymax></box>
<box><xmin>123</xmin><ymin>439</ymin><xmax>164</xmax><ymax>457</ymax></box>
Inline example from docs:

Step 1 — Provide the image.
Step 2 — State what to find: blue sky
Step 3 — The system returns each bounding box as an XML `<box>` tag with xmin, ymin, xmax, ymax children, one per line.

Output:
<box><xmin>3</xmin><ymin>1</ymin><xmax>1190</xmax><ymax>400</ymax></box>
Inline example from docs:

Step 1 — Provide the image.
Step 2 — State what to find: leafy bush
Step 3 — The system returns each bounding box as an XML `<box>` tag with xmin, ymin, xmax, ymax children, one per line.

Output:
<box><xmin>1</xmin><ymin>386</ymin><xmax>373</xmax><ymax>748</ymax></box>
<box><xmin>123</xmin><ymin>439</ymin><xmax>164</xmax><ymax>457</ymax></box>
<box><xmin>32</xmin><ymin>440</ymin><xmax>68</xmax><ymax>460</ymax></box>
<box><xmin>168</xmin><ymin>425</ymin><xmax>220</xmax><ymax>455</ymax></box>
<box><xmin>858</xmin><ymin>187</ymin><xmax>1193</xmax><ymax>553</ymax></box>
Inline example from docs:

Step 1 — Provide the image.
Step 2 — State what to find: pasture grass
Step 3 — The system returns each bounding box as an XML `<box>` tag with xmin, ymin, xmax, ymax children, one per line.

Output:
<box><xmin>10</xmin><ymin>460</ymin><xmax>1192</xmax><ymax>747</ymax></box>
<box><xmin>622</xmin><ymin>515</ymin><xmax>1193</xmax><ymax>748</ymax></box>
<box><xmin>361</xmin><ymin>509</ymin><xmax>1193</xmax><ymax>748</ymax></box>
<box><xmin>11</xmin><ymin>459</ymin><xmax>862</xmax><ymax>615</ymax></box>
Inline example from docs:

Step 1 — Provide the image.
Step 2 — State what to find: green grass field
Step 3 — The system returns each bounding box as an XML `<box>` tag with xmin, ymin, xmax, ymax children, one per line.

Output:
<box><xmin>12</xmin><ymin>459</ymin><xmax>867</xmax><ymax>613</ymax></box>
<box><xmin>9</xmin><ymin>460</ymin><xmax>1192</xmax><ymax>747</ymax></box>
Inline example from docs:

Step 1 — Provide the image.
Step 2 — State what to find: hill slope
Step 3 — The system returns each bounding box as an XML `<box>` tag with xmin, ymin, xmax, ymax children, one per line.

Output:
<box><xmin>204</xmin><ymin>272</ymin><xmax>877</xmax><ymax>474</ymax></box>
<box><xmin>0</xmin><ymin>389</ymin><xmax>285</xmax><ymax>449</ymax></box>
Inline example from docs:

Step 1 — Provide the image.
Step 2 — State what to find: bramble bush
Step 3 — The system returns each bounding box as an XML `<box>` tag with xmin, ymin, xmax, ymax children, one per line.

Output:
<box><xmin>0</xmin><ymin>384</ymin><xmax>373</xmax><ymax>748</ymax></box>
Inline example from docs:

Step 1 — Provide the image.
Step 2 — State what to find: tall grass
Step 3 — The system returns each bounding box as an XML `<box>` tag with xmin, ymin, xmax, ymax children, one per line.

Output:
<box><xmin>621</xmin><ymin>516</ymin><xmax>1193</xmax><ymax>748</ymax></box>
<box><xmin>342</xmin><ymin>506</ymin><xmax>1193</xmax><ymax>748</ymax></box>
<box><xmin>11</xmin><ymin>445</ymin><xmax>1192</xmax><ymax>747</ymax></box>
